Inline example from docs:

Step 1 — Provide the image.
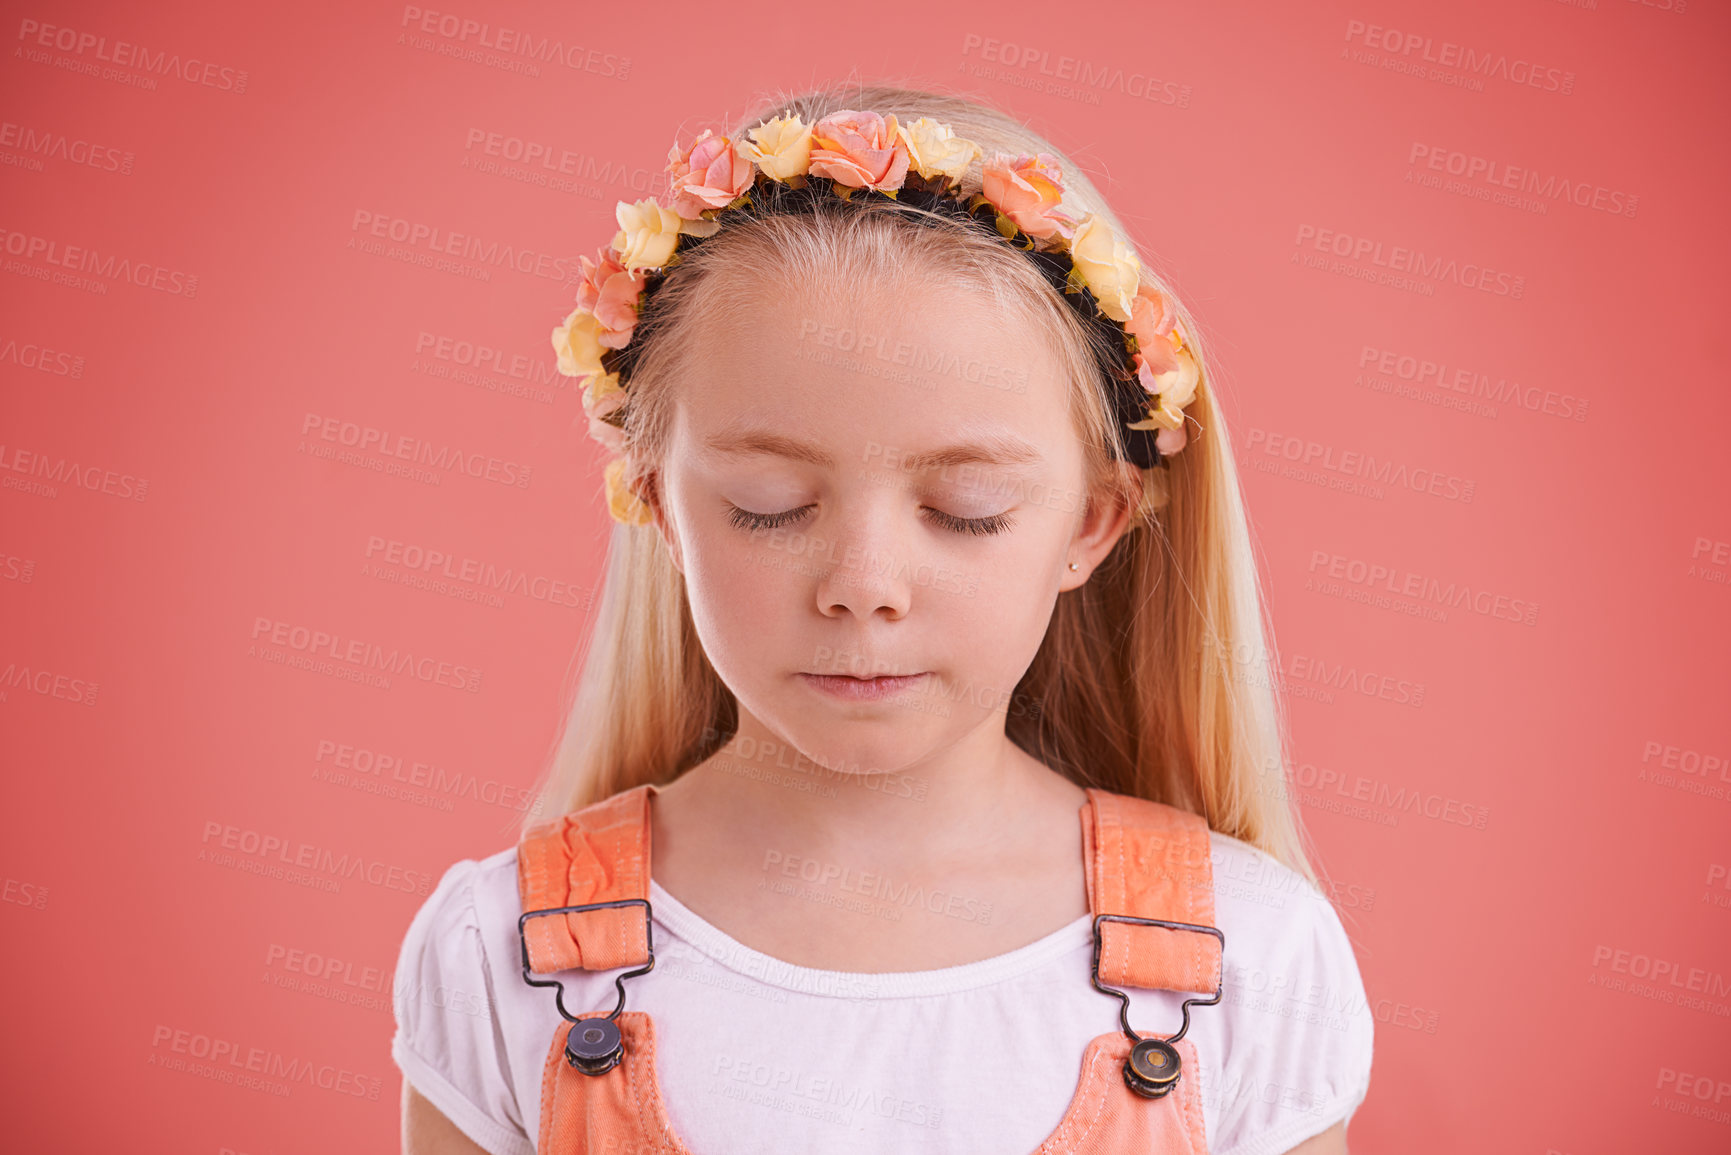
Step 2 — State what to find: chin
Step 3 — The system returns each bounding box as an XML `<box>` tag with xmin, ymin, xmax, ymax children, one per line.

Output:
<box><xmin>769</xmin><ymin>710</ymin><xmax>945</xmax><ymax>780</ymax></box>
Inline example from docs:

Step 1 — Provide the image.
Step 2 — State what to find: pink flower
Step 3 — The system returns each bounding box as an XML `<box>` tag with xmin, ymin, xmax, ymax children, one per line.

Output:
<box><xmin>582</xmin><ymin>373</ymin><xmax>627</xmax><ymax>455</ymax></box>
<box><xmin>981</xmin><ymin>152</ymin><xmax>1075</xmax><ymax>240</ymax></box>
<box><xmin>807</xmin><ymin>110</ymin><xmax>910</xmax><ymax>191</ymax></box>
<box><xmin>1125</xmin><ymin>283</ymin><xmax>1198</xmax><ymax>411</ymax></box>
<box><xmin>666</xmin><ymin>129</ymin><xmax>755</xmax><ymax>220</ymax></box>
<box><xmin>1132</xmin><ymin>339</ymin><xmax>1200</xmax><ymax>411</ymax></box>
<box><xmin>1124</xmin><ymin>285</ymin><xmax>1181</xmax><ymax>351</ymax></box>
<box><xmin>588</xmin><ymin>412</ymin><xmax>626</xmax><ymax>456</ymax></box>
<box><xmin>573</xmin><ymin>248</ymin><xmax>646</xmax><ymax>350</ymax></box>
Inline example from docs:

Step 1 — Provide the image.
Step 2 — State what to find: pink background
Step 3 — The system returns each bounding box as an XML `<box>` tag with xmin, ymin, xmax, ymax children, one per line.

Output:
<box><xmin>3</xmin><ymin>1</ymin><xmax>1728</xmax><ymax>1151</ymax></box>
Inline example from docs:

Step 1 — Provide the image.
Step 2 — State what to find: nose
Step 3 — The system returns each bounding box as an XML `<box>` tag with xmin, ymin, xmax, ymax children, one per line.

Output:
<box><xmin>813</xmin><ymin>508</ymin><xmax>913</xmax><ymax>622</ymax></box>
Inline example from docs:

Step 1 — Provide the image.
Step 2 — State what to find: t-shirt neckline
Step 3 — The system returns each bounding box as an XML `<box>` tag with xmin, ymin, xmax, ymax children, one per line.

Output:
<box><xmin>647</xmin><ymin>878</ymin><xmax>1094</xmax><ymax>999</ymax></box>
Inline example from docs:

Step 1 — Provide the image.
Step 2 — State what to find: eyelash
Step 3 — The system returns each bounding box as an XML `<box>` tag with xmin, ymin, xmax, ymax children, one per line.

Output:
<box><xmin>726</xmin><ymin>504</ymin><xmax>1014</xmax><ymax>536</ymax></box>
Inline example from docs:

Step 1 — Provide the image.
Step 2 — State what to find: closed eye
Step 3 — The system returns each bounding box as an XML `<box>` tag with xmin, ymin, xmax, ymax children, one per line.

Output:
<box><xmin>725</xmin><ymin>505</ymin><xmax>1014</xmax><ymax>536</ymax></box>
<box><xmin>921</xmin><ymin>508</ymin><xmax>1014</xmax><ymax>536</ymax></box>
<box><xmin>725</xmin><ymin>504</ymin><xmax>810</xmax><ymax>532</ymax></box>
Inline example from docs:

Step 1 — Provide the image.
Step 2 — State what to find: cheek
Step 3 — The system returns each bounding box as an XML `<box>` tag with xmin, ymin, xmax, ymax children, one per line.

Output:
<box><xmin>679</xmin><ymin>527</ymin><xmax>797</xmax><ymax>671</ymax></box>
<box><xmin>929</xmin><ymin>534</ymin><xmax>1061</xmax><ymax>656</ymax></box>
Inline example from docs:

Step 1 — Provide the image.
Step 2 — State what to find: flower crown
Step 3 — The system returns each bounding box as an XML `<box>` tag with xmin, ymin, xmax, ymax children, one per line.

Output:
<box><xmin>551</xmin><ymin>108</ymin><xmax>1203</xmax><ymax>526</ymax></box>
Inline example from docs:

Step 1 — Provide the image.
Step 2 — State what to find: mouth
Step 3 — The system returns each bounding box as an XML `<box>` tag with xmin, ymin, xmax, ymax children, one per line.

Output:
<box><xmin>797</xmin><ymin>671</ymin><xmax>930</xmax><ymax>702</ymax></box>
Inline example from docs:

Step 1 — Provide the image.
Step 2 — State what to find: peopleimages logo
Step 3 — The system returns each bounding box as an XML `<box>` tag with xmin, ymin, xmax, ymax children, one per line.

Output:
<box><xmin>0</xmin><ymin>659</ymin><xmax>99</xmax><ymax>706</ymax></box>
<box><xmin>0</xmin><ymin>333</ymin><xmax>86</xmax><ymax>377</ymax></box>
<box><xmin>1306</xmin><ymin>549</ymin><xmax>1539</xmax><ymax>627</ymax></box>
<box><xmin>1293</xmin><ymin>225</ymin><xmax>1525</xmax><ymax>299</ymax></box>
<box><xmin>957</xmin><ymin>33</ymin><xmax>1191</xmax><ymax>108</ymax></box>
<box><xmin>0</xmin><ymin>226</ymin><xmax>199</xmax><ymax>296</ymax></box>
<box><xmin>248</xmin><ymin>616</ymin><xmax>484</xmax><ymax>693</ymax></box>
<box><xmin>1407</xmin><ymin>143</ymin><xmax>1639</xmax><ymax>220</ymax></box>
<box><xmin>1355</xmin><ymin>345</ymin><xmax>1588</xmax><ymax>423</ymax></box>
<box><xmin>461</xmin><ymin>128</ymin><xmax>668</xmax><ymax>194</ymax></box>
<box><xmin>1342</xmin><ymin>19</ymin><xmax>1575</xmax><ymax>95</ymax></box>
<box><xmin>396</xmin><ymin>6</ymin><xmax>631</xmax><ymax>80</ymax></box>
<box><xmin>1244</xmin><ymin>427</ymin><xmax>1476</xmax><ymax>504</ymax></box>
<box><xmin>198</xmin><ymin>820</ymin><xmax>436</xmax><ymax>898</ymax></box>
<box><xmin>147</xmin><ymin>1024</ymin><xmax>382</xmax><ymax>1099</ymax></box>
<box><xmin>348</xmin><ymin>211</ymin><xmax>579</xmax><ymax>283</ymax></box>
<box><xmin>298</xmin><ymin>412</ymin><xmax>533</xmax><ymax>489</ymax></box>
<box><xmin>0</xmin><ymin>119</ymin><xmax>134</xmax><ymax>174</ymax></box>
<box><xmin>0</xmin><ymin>443</ymin><xmax>148</xmax><ymax>500</ymax></box>
<box><xmin>14</xmin><ymin>18</ymin><xmax>250</xmax><ymax>93</ymax></box>
<box><xmin>362</xmin><ymin>535</ymin><xmax>589</xmax><ymax>610</ymax></box>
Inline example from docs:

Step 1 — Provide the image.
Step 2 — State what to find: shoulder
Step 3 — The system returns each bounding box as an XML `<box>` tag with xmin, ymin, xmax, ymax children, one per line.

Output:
<box><xmin>392</xmin><ymin>848</ymin><xmax>535</xmax><ymax>1155</ymax></box>
<box><xmin>1200</xmin><ymin>830</ymin><xmax>1376</xmax><ymax>1154</ymax></box>
<box><xmin>393</xmin><ymin>847</ymin><xmax>524</xmax><ymax>1001</ymax></box>
<box><xmin>1205</xmin><ymin>829</ymin><xmax>1370</xmax><ymax>1027</ymax></box>
<box><xmin>396</xmin><ymin>847</ymin><xmax>519</xmax><ymax>960</ymax></box>
<box><xmin>1206</xmin><ymin>830</ymin><xmax>1356</xmax><ymax>958</ymax></box>
<box><xmin>391</xmin><ymin>845</ymin><xmax>519</xmax><ymax>1040</ymax></box>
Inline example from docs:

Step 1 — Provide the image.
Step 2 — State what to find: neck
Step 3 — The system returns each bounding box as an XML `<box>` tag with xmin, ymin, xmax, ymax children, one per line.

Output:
<box><xmin>680</xmin><ymin>709</ymin><xmax>1065</xmax><ymax>871</ymax></box>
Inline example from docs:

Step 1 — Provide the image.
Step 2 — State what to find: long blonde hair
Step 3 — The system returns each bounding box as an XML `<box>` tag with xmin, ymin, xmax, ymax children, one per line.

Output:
<box><xmin>525</xmin><ymin>80</ymin><xmax>1318</xmax><ymax>885</ymax></box>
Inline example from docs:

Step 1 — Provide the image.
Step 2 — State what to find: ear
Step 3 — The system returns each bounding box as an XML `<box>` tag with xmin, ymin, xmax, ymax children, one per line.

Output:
<box><xmin>640</xmin><ymin>471</ymin><xmax>686</xmax><ymax>575</ymax></box>
<box><xmin>1059</xmin><ymin>462</ymin><xmax>1140</xmax><ymax>591</ymax></box>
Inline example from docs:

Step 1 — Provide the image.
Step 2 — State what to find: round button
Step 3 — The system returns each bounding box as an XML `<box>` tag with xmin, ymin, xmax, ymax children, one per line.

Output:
<box><xmin>1123</xmin><ymin>1038</ymin><xmax>1182</xmax><ymax>1099</ymax></box>
<box><xmin>565</xmin><ymin>1016</ymin><xmax>623</xmax><ymax>1076</ymax></box>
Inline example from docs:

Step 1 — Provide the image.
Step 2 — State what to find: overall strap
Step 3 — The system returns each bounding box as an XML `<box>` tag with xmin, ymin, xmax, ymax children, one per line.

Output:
<box><xmin>518</xmin><ymin>782</ymin><xmax>656</xmax><ymax>973</ymax></box>
<box><xmin>1081</xmin><ymin>787</ymin><xmax>1222</xmax><ymax>995</ymax></box>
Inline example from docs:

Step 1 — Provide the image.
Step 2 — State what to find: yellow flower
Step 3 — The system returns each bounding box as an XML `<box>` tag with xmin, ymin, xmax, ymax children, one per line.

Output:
<box><xmin>583</xmin><ymin>370</ymin><xmax>625</xmax><ymax>417</ymax></box>
<box><xmin>551</xmin><ymin>307</ymin><xmax>607</xmax><ymax>377</ymax></box>
<box><xmin>1126</xmin><ymin>393</ymin><xmax>1186</xmax><ymax>432</ymax></box>
<box><xmin>897</xmin><ymin>117</ymin><xmax>981</xmax><ymax>183</ymax></box>
<box><xmin>1132</xmin><ymin>340</ymin><xmax>1201</xmax><ymax>412</ymax></box>
<box><xmin>611</xmin><ymin>198</ymin><xmax>684</xmax><ymax>269</ymax></box>
<box><xmin>1157</xmin><ymin>340</ymin><xmax>1201</xmax><ymax>410</ymax></box>
<box><xmin>1068</xmin><ymin>214</ymin><xmax>1141</xmax><ymax>323</ymax></box>
<box><xmin>744</xmin><ymin>112</ymin><xmax>814</xmax><ymax>181</ymax></box>
<box><xmin>603</xmin><ymin>457</ymin><xmax>653</xmax><ymax>525</ymax></box>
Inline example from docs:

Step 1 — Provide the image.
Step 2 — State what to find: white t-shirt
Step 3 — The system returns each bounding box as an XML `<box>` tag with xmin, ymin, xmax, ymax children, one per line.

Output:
<box><xmin>391</xmin><ymin>829</ymin><xmax>1373</xmax><ymax>1155</ymax></box>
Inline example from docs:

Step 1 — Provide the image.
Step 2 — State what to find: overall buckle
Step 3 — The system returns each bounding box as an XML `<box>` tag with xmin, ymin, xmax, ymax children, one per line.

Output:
<box><xmin>518</xmin><ymin>898</ymin><xmax>655</xmax><ymax>1076</ymax></box>
<box><xmin>1090</xmin><ymin>912</ymin><xmax>1225</xmax><ymax>1099</ymax></box>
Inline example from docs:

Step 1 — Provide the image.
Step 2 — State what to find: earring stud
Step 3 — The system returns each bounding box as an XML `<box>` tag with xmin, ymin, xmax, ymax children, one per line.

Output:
<box><xmin>1068</xmin><ymin>562</ymin><xmax>1079</xmax><ymax>571</ymax></box>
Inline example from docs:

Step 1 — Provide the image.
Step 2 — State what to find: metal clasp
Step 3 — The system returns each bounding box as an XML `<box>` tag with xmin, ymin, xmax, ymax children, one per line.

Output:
<box><xmin>1090</xmin><ymin>913</ymin><xmax>1225</xmax><ymax>1098</ymax></box>
<box><xmin>518</xmin><ymin>898</ymin><xmax>655</xmax><ymax>1076</ymax></box>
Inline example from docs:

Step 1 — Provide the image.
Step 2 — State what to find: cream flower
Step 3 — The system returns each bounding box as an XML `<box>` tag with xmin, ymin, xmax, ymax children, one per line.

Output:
<box><xmin>744</xmin><ymin>112</ymin><xmax>814</xmax><ymax>180</ymax></box>
<box><xmin>551</xmin><ymin>307</ymin><xmax>607</xmax><ymax>377</ymax></box>
<box><xmin>1132</xmin><ymin>339</ymin><xmax>1200</xmax><ymax>411</ymax></box>
<box><xmin>1068</xmin><ymin>214</ymin><xmax>1141</xmax><ymax>323</ymax></box>
<box><xmin>1128</xmin><ymin>390</ymin><xmax>1186</xmax><ymax>432</ymax></box>
<box><xmin>1126</xmin><ymin>391</ymin><xmax>1191</xmax><ymax>456</ymax></box>
<box><xmin>582</xmin><ymin>370</ymin><xmax>626</xmax><ymax>417</ymax></box>
<box><xmin>897</xmin><ymin>117</ymin><xmax>981</xmax><ymax>184</ymax></box>
<box><xmin>610</xmin><ymin>198</ymin><xmax>684</xmax><ymax>269</ymax></box>
<box><xmin>603</xmin><ymin>456</ymin><xmax>652</xmax><ymax>525</ymax></box>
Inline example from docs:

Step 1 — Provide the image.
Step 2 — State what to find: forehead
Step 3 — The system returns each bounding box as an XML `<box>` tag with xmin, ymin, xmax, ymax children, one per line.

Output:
<box><xmin>676</xmin><ymin>276</ymin><xmax>1079</xmax><ymax>466</ymax></box>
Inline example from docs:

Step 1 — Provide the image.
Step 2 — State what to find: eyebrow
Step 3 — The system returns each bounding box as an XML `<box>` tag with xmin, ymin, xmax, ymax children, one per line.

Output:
<box><xmin>701</xmin><ymin>427</ymin><xmax>1044</xmax><ymax>473</ymax></box>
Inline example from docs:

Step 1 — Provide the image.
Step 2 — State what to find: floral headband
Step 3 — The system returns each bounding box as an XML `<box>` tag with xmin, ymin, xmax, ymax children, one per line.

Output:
<box><xmin>551</xmin><ymin>109</ymin><xmax>1203</xmax><ymax>525</ymax></box>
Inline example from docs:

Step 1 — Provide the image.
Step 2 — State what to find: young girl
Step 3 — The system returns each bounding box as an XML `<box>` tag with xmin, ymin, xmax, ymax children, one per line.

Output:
<box><xmin>392</xmin><ymin>82</ymin><xmax>1373</xmax><ymax>1155</ymax></box>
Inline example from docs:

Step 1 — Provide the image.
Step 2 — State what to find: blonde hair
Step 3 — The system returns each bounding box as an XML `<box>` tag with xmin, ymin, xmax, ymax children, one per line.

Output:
<box><xmin>526</xmin><ymin>80</ymin><xmax>1319</xmax><ymax>886</ymax></box>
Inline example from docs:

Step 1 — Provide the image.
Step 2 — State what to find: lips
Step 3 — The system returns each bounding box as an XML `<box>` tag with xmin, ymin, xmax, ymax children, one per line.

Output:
<box><xmin>797</xmin><ymin>671</ymin><xmax>930</xmax><ymax>702</ymax></box>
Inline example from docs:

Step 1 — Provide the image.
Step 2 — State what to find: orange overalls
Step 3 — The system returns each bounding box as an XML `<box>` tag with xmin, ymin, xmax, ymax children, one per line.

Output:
<box><xmin>515</xmin><ymin>783</ymin><xmax>1224</xmax><ymax>1153</ymax></box>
